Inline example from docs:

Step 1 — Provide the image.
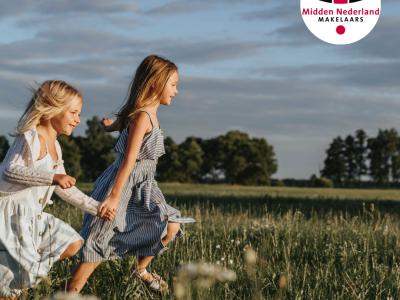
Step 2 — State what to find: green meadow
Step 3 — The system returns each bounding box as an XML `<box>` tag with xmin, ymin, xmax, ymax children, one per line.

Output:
<box><xmin>18</xmin><ymin>184</ymin><xmax>400</xmax><ymax>299</ymax></box>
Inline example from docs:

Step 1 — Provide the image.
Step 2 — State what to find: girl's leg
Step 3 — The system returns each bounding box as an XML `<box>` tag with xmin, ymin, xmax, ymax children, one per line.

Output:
<box><xmin>66</xmin><ymin>261</ymin><xmax>102</xmax><ymax>293</ymax></box>
<box><xmin>0</xmin><ymin>294</ymin><xmax>20</xmax><ymax>300</ymax></box>
<box><xmin>57</xmin><ymin>240</ymin><xmax>83</xmax><ymax>261</ymax></box>
<box><xmin>137</xmin><ymin>222</ymin><xmax>181</xmax><ymax>282</ymax></box>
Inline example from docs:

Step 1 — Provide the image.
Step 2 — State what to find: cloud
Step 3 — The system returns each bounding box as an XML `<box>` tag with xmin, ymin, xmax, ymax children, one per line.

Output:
<box><xmin>251</xmin><ymin>61</ymin><xmax>400</xmax><ymax>91</ymax></box>
<box><xmin>0</xmin><ymin>0</ymin><xmax>140</xmax><ymax>21</ymax></box>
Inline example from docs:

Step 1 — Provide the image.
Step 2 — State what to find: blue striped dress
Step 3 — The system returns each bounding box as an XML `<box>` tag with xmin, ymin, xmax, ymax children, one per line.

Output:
<box><xmin>79</xmin><ymin>110</ymin><xmax>195</xmax><ymax>262</ymax></box>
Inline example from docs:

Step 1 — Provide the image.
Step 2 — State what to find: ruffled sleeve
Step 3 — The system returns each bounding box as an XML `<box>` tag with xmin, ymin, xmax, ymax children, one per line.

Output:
<box><xmin>1</xmin><ymin>133</ymin><xmax>54</xmax><ymax>187</ymax></box>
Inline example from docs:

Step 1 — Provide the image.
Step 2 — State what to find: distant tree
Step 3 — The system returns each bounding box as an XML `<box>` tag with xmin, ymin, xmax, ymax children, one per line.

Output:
<box><xmin>176</xmin><ymin>137</ymin><xmax>203</xmax><ymax>183</ymax></box>
<box><xmin>156</xmin><ymin>137</ymin><xmax>182</xmax><ymax>182</ymax></box>
<box><xmin>321</xmin><ymin>137</ymin><xmax>346</xmax><ymax>187</ymax></box>
<box><xmin>74</xmin><ymin>116</ymin><xmax>118</xmax><ymax>181</ymax></box>
<box><xmin>0</xmin><ymin>136</ymin><xmax>10</xmax><ymax>162</ymax></box>
<box><xmin>354</xmin><ymin>129</ymin><xmax>368</xmax><ymax>186</ymax></box>
<box><xmin>200</xmin><ymin>137</ymin><xmax>222</xmax><ymax>183</ymax></box>
<box><xmin>368</xmin><ymin>129</ymin><xmax>399</xmax><ymax>187</ymax></box>
<box><xmin>310</xmin><ymin>174</ymin><xmax>333</xmax><ymax>188</ymax></box>
<box><xmin>57</xmin><ymin>134</ymin><xmax>82</xmax><ymax>179</ymax></box>
<box><xmin>343</xmin><ymin>135</ymin><xmax>357</xmax><ymax>187</ymax></box>
<box><xmin>215</xmin><ymin>131</ymin><xmax>277</xmax><ymax>185</ymax></box>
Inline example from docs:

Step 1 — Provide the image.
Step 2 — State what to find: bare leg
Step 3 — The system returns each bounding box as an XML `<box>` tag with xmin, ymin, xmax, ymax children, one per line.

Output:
<box><xmin>137</xmin><ymin>222</ymin><xmax>181</xmax><ymax>282</ymax></box>
<box><xmin>0</xmin><ymin>294</ymin><xmax>20</xmax><ymax>300</ymax></box>
<box><xmin>57</xmin><ymin>240</ymin><xmax>83</xmax><ymax>261</ymax></box>
<box><xmin>66</xmin><ymin>261</ymin><xmax>102</xmax><ymax>293</ymax></box>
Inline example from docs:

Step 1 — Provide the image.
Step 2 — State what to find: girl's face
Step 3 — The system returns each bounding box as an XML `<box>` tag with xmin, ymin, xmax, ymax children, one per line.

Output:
<box><xmin>51</xmin><ymin>97</ymin><xmax>82</xmax><ymax>136</ymax></box>
<box><xmin>160</xmin><ymin>71</ymin><xmax>178</xmax><ymax>106</ymax></box>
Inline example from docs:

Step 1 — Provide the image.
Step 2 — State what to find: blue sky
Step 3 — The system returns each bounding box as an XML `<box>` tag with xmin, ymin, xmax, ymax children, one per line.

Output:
<box><xmin>1</xmin><ymin>0</ymin><xmax>400</xmax><ymax>179</ymax></box>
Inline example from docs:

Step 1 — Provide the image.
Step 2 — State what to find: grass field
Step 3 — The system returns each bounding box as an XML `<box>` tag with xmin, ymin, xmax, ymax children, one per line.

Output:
<box><xmin>15</xmin><ymin>184</ymin><xmax>400</xmax><ymax>299</ymax></box>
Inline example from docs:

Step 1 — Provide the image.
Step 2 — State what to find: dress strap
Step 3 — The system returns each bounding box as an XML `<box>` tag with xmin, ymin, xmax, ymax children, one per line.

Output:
<box><xmin>139</xmin><ymin>110</ymin><xmax>155</xmax><ymax>128</ymax></box>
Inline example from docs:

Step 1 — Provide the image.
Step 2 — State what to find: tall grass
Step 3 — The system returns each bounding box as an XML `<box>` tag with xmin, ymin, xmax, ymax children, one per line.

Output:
<box><xmin>16</xmin><ymin>188</ymin><xmax>400</xmax><ymax>299</ymax></box>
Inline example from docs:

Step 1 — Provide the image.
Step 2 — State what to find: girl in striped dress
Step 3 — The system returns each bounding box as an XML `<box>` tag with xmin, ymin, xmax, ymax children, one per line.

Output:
<box><xmin>0</xmin><ymin>80</ymin><xmax>114</xmax><ymax>300</ymax></box>
<box><xmin>67</xmin><ymin>55</ymin><xmax>195</xmax><ymax>293</ymax></box>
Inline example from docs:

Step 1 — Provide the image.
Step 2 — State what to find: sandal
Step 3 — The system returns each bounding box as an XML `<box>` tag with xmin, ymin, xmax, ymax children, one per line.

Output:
<box><xmin>139</xmin><ymin>269</ymin><xmax>168</xmax><ymax>292</ymax></box>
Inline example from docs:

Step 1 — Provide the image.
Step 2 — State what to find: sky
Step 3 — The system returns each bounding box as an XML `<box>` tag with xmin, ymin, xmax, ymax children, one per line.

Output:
<box><xmin>1</xmin><ymin>0</ymin><xmax>400</xmax><ymax>179</ymax></box>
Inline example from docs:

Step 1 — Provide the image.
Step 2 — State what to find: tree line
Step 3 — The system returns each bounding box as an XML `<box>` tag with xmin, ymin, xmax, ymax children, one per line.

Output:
<box><xmin>321</xmin><ymin>128</ymin><xmax>400</xmax><ymax>187</ymax></box>
<box><xmin>0</xmin><ymin>117</ymin><xmax>278</xmax><ymax>185</ymax></box>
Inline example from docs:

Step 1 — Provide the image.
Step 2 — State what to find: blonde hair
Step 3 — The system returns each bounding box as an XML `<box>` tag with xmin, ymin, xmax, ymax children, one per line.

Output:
<box><xmin>13</xmin><ymin>80</ymin><xmax>82</xmax><ymax>135</ymax></box>
<box><xmin>116</xmin><ymin>55</ymin><xmax>178</xmax><ymax>132</ymax></box>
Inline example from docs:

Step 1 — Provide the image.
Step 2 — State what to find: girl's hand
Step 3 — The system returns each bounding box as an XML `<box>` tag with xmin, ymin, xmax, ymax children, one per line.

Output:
<box><xmin>53</xmin><ymin>174</ymin><xmax>76</xmax><ymax>189</ymax></box>
<box><xmin>101</xmin><ymin>118</ymin><xmax>115</xmax><ymax>132</ymax></box>
<box><xmin>105</xmin><ymin>209</ymin><xmax>118</xmax><ymax>221</ymax></box>
<box><xmin>98</xmin><ymin>195</ymin><xmax>119</xmax><ymax>219</ymax></box>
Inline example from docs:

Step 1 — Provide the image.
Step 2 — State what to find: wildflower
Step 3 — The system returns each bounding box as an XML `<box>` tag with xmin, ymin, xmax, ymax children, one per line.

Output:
<box><xmin>221</xmin><ymin>258</ymin><xmax>225</xmax><ymax>261</ymax></box>
<box><xmin>216</xmin><ymin>261</ymin><xmax>220</xmax><ymax>265</ymax></box>
<box><xmin>175</xmin><ymin>262</ymin><xmax>237</xmax><ymax>292</ymax></box>
<box><xmin>46</xmin><ymin>292</ymin><xmax>99</xmax><ymax>300</ymax></box>
<box><xmin>229</xmin><ymin>260</ymin><xmax>233</xmax><ymax>264</ymax></box>
<box><xmin>244</xmin><ymin>247</ymin><xmax>257</xmax><ymax>264</ymax></box>
<box><xmin>230</xmin><ymin>239</ymin><xmax>234</xmax><ymax>243</ymax></box>
<box><xmin>236</xmin><ymin>240</ymin><xmax>241</xmax><ymax>245</ymax></box>
<box><xmin>243</xmin><ymin>229</ymin><xmax>246</xmax><ymax>232</ymax></box>
<box><xmin>216</xmin><ymin>245</ymin><xmax>221</xmax><ymax>249</ymax></box>
<box><xmin>339</xmin><ymin>245</ymin><xmax>342</xmax><ymax>249</ymax></box>
<box><xmin>265</xmin><ymin>224</ymin><xmax>269</xmax><ymax>228</ymax></box>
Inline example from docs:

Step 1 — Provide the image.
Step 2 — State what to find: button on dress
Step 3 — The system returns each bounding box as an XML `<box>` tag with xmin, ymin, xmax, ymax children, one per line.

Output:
<box><xmin>79</xmin><ymin>110</ymin><xmax>195</xmax><ymax>262</ymax></box>
<box><xmin>0</xmin><ymin>148</ymin><xmax>82</xmax><ymax>297</ymax></box>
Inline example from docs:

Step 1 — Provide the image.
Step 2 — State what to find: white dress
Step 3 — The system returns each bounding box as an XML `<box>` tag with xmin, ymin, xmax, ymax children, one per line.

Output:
<box><xmin>0</xmin><ymin>127</ymin><xmax>100</xmax><ymax>297</ymax></box>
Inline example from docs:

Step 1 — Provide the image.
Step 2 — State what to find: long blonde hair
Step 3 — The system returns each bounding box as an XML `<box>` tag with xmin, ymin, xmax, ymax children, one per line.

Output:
<box><xmin>116</xmin><ymin>55</ymin><xmax>178</xmax><ymax>132</ymax></box>
<box><xmin>13</xmin><ymin>80</ymin><xmax>82</xmax><ymax>135</ymax></box>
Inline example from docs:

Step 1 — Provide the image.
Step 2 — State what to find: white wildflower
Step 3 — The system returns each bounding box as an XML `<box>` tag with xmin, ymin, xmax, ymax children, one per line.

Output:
<box><xmin>216</xmin><ymin>245</ymin><xmax>221</xmax><ymax>249</ymax></box>
<box><xmin>236</xmin><ymin>240</ymin><xmax>241</xmax><ymax>245</ymax></box>
<box><xmin>229</xmin><ymin>260</ymin><xmax>233</xmax><ymax>264</ymax></box>
<box><xmin>244</xmin><ymin>229</ymin><xmax>246</xmax><ymax>232</ymax></box>
<box><xmin>265</xmin><ymin>224</ymin><xmax>269</xmax><ymax>228</ymax></box>
<box><xmin>46</xmin><ymin>292</ymin><xmax>99</xmax><ymax>300</ymax></box>
<box><xmin>230</xmin><ymin>239</ymin><xmax>234</xmax><ymax>243</ymax></box>
<box><xmin>339</xmin><ymin>245</ymin><xmax>342</xmax><ymax>249</ymax></box>
<box><xmin>221</xmin><ymin>257</ymin><xmax>225</xmax><ymax>261</ymax></box>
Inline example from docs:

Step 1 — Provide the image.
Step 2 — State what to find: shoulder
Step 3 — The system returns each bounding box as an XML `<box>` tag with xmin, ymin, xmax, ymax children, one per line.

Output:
<box><xmin>129</xmin><ymin>112</ymin><xmax>152</xmax><ymax>132</ymax></box>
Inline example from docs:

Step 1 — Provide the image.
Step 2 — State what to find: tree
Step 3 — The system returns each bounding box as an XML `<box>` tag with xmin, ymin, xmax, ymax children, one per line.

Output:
<box><xmin>156</xmin><ymin>137</ymin><xmax>182</xmax><ymax>182</ymax></box>
<box><xmin>343</xmin><ymin>135</ymin><xmax>357</xmax><ymax>187</ymax></box>
<box><xmin>368</xmin><ymin>129</ymin><xmax>399</xmax><ymax>187</ymax></box>
<box><xmin>57</xmin><ymin>134</ymin><xmax>82</xmax><ymax>179</ymax></box>
<box><xmin>321</xmin><ymin>137</ymin><xmax>346</xmax><ymax>187</ymax></box>
<box><xmin>354</xmin><ymin>129</ymin><xmax>368</xmax><ymax>186</ymax></box>
<box><xmin>177</xmin><ymin>137</ymin><xmax>203</xmax><ymax>183</ymax></box>
<box><xmin>74</xmin><ymin>116</ymin><xmax>118</xmax><ymax>181</ymax></box>
<box><xmin>0</xmin><ymin>136</ymin><xmax>10</xmax><ymax>163</ymax></box>
<box><xmin>215</xmin><ymin>131</ymin><xmax>277</xmax><ymax>185</ymax></box>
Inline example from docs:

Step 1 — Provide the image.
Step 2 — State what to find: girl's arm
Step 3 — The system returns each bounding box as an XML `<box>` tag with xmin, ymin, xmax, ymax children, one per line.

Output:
<box><xmin>2</xmin><ymin>135</ymin><xmax>55</xmax><ymax>186</ymax></box>
<box><xmin>54</xmin><ymin>163</ymin><xmax>104</xmax><ymax>217</ymax></box>
<box><xmin>97</xmin><ymin>112</ymin><xmax>150</xmax><ymax>218</ymax></box>
<box><xmin>101</xmin><ymin>117</ymin><xmax>120</xmax><ymax>132</ymax></box>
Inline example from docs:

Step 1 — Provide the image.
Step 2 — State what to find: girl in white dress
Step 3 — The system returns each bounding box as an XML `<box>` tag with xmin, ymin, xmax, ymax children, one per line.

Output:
<box><xmin>0</xmin><ymin>80</ymin><xmax>115</xmax><ymax>300</ymax></box>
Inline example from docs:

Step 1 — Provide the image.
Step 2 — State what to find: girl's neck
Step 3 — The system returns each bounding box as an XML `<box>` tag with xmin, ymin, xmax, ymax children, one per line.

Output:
<box><xmin>36</xmin><ymin>120</ymin><xmax>58</xmax><ymax>143</ymax></box>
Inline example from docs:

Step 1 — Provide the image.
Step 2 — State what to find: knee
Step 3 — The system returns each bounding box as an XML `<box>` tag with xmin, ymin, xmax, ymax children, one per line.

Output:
<box><xmin>168</xmin><ymin>223</ymin><xmax>181</xmax><ymax>237</ymax></box>
<box><xmin>68</xmin><ymin>241</ymin><xmax>83</xmax><ymax>257</ymax></box>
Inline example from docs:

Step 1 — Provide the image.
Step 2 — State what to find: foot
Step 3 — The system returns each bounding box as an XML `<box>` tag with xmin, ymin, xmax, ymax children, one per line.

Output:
<box><xmin>139</xmin><ymin>269</ymin><xmax>168</xmax><ymax>291</ymax></box>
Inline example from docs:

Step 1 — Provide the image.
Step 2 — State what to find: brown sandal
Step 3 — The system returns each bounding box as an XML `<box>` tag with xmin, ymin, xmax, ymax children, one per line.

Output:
<box><xmin>139</xmin><ymin>269</ymin><xmax>168</xmax><ymax>292</ymax></box>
